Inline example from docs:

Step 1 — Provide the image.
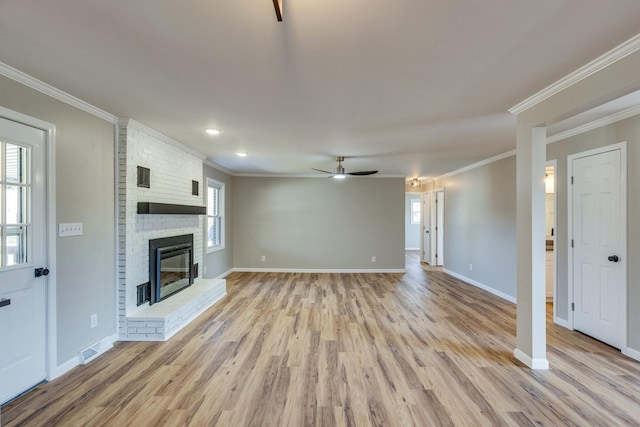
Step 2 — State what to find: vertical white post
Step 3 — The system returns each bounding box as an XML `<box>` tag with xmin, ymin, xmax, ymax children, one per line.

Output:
<box><xmin>515</xmin><ymin>125</ymin><xmax>549</xmax><ymax>369</ymax></box>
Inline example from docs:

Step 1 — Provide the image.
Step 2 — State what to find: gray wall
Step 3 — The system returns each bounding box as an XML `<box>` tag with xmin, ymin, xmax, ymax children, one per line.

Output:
<box><xmin>547</xmin><ymin>115</ymin><xmax>640</xmax><ymax>350</ymax></box>
<box><xmin>436</xmin><ymin>156</ymin><xmax>517</xmax><ymax>299</ymax></box>
<box><xmin>202</xmin><ymin>164</ymin><xmax>234</xmax><ymax>278</ymax></box>
<box><xmin>233</xmin><ymin>177</ymin><xmax>405</xmax><ymax>270</ymax></box>
<box><xmin>0</xmin><ymin>75</ymin><xmax>116</xmax><ymax>363</ymax></box>
<box><xmin>405</xmin><ymin>193</ymin><xmax>421</xmax><ymax>250</ymax></box>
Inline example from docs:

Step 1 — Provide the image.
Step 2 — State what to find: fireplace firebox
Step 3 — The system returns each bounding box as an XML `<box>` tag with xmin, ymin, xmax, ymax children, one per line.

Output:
<box><xmin>149</xmin><ymin>234</ymin><xmax>194</xmax><ymax>304</ymax></box>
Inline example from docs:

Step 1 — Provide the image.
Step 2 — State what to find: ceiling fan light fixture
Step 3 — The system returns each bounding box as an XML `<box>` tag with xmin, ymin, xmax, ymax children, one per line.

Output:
<box><xmin>333</xmin><ymin>173</ymin><xmax>346</xmax><ymax>179</ymax></box>
<box><xmin>236</xmin><ymin>152</ymin><xmax>248</xmax><ymax>157</ymax></box>
<box><xmin>206</xmin><ymin>128</ymin><xmax>221</xmax><ymax>136</ymax></box>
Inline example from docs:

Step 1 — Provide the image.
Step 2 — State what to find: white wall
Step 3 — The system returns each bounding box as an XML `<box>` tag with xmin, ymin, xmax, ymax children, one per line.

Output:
<box><xmin>232</xmin><ymin>177</ymin><xmax>405</xmax><ymax>270</ymax></box>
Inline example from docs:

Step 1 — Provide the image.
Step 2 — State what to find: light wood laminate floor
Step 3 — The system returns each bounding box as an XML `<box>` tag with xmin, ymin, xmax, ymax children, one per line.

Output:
<box><xmin>3</xmin><ymin>252</ymin><xmax>640</xmax><ymax>426</ymax></box>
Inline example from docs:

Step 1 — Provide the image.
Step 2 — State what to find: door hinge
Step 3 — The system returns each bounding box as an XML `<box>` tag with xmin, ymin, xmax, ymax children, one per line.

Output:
<box><xmin>571</xmin><ymin>176</ymin><xmax>574</xmax><ymax>184</ymax></box>
<box><xmin>571</xmin><ymin>302</ymin><xmax>575</xmax><ymax>311</ymax></box>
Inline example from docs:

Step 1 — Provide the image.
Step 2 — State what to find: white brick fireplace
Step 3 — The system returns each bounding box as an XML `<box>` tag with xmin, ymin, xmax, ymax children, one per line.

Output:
<box><xmin>117</xmin><ymin>119</ymin><xmax>225</xmax><ymax>341</ymax></box>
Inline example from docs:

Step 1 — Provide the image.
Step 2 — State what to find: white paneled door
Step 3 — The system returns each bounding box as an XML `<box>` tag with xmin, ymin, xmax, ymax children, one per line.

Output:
<box><xmin>572</xmin><ymin>147</ymin><xmax>625</xmax><ymax>349</ymax></box>
<box><xmin>0</xmin><ymin>116</ymin><xmax>47</xmax><ymax>404</ymax></box>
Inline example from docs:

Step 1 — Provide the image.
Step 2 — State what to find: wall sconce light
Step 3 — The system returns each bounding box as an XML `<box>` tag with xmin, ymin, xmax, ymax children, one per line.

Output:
<box><xmin>409</xmin><ymin>178</ymin><xmax>420</xmax><ymax>189</ymax></box>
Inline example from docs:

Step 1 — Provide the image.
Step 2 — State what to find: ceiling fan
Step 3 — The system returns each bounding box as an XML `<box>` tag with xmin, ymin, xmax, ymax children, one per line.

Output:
<box><xmin>312</xmin><ymin>156</ymin><xmax>379</xmax><ymax>179</ymax></box>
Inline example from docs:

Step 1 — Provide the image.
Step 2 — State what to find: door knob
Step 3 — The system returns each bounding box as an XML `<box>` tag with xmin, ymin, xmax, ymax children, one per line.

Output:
<box><xmin>608</xmin><ymin>255</ymin><xmax>620</xmax><ymax>263</ymax></box>
<box><xmin>0</xmin><ymin>298</ymin><xmax>10</xmax><ymax>308</ymax></box>
<box><xmin>34</xmin><ymin>267</ymin><xmax>50</xmax><ymax>277</ymax></box>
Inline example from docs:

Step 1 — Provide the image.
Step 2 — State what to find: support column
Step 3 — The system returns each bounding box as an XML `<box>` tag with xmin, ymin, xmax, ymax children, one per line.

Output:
<box><xmin>514</xmin><ymin>125</ymin><xmax>549</xmax><ymax>369</ymax></box>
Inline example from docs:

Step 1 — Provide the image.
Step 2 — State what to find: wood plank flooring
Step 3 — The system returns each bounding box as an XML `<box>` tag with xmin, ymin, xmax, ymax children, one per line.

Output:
<box><xmin>3</xmin><ymin>252</ymin><xmax>640</xmax><ymax>426</ymax></box>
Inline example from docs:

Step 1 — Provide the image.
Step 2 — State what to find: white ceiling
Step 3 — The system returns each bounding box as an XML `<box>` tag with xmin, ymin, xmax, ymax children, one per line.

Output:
<box><xmin>1</xmin><ymin>1</ymin><xmax>639</xmax><ymax>178</ymax></box>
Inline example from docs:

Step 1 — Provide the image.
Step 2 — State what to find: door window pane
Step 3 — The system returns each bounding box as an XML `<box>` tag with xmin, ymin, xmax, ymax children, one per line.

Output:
<box><xmin>5</xmin><ymin>226</ymin><xmax>27</xmax><ymax>266</ymax></box>
<box><xmin>6</xmin><ymin>185</ymin><xmax>27</xmax><ymax>224</ymax></box>
<box><xmin>5</xmin><ymin>143</ymin><xmax>28</xmax><ymax>184</ymax></box>
<box><xmin>1</xmin><ymin>141</ymin><xmax>31</xmax><ymax>268</ymax></box>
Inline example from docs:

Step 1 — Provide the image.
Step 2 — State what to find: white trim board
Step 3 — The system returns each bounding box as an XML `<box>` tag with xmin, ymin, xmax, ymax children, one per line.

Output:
<box><xmin>215</xmin><ymin>268</ymin><xmax>234</xmax><ymax>280</ymax></box>
<box><xmin>436</xmin><ymin>150</ymin><xmax>515</xmax><ymax>181</ymax></box>
<box><xmin>622</xmin><ymin>347</ymin><xmax>640</xmax><ymax>363</ymax></box>
<box><xmin>443</xmin><ymin>269</ymin><xmax>517</xmax><ymax>304</ymax></box>
<box><xmin>547</xmin><ymin>104</ymin><xmax>640</xmax><ymax>144</ymax></box>
<box><xmin>52</xmin><ymin>334</ymin><xmax>118</xmax><ymax>379</ymax></box>
<box><xmin>509</xmin><ymin>33</ymin><xmax>640</xmax><ymax>115</ymax></box>
<box><xmin>0</xmin><ymin>62</ymin><xmax>117</xmax><ymax>124</ymax></box>
<box><xmin>233</xmin><ymin>268</ymin><xmax>406</xmax><ymax>274</ymax></box>
<box><xmin>514</xmin><ymin>348</ymin><xmax>549</xmax><ymax>370</ymax></box>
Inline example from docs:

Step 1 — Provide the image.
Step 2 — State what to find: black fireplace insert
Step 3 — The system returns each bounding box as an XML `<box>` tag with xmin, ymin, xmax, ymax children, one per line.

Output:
<box><xmin>149</xmin><ymin>234</ymin><xmax>194</xmax><ymax>304</ymax></box>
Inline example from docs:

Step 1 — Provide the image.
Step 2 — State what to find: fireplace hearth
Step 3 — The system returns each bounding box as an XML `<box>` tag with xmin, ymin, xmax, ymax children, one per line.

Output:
<box><xmin>149</xmin><ymin>234</ymin><xmax>194</xmax><ymax>304</ymax></box>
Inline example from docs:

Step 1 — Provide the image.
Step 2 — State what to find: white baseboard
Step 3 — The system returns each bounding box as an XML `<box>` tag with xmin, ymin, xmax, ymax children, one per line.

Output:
<box><xmin>52</xmin><ymin>333</ymin><xmax>118</xmax><ymax>379</ymax></box>
<box><xmin>232</xmin><ymin>267</ymin><xmax>405</xmax><ymax>273</ymax></box>
<box><xmin>514</xmin><ymin>348</ymin><xmax>549</xmax><ymax>370</ymax></box>
<box><xmin>622</xmin><ymin>347</ymin><xmax>640</xmax><ymax>362</ymax></box>
<box><xmin>553</xmin><ymin>316</ymin><xmax>571</xmax><ymax>329</ymax></box>
<box><xmin>215</xmin><ymin>268</ymin><xmax>234</xmax><ymax>279</ymax></box>
<box><xmin>443</xmin><ymin>268</ymin><xmax>517</xmax><ymax>304</ymax></box>
<box><xmin>405</xmin><ymin>247</ymin><xmax>420</xmax><ymax>251</ymax></box>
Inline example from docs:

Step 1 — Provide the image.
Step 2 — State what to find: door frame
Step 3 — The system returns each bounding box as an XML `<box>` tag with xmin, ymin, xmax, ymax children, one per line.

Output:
<box><xmin>546</xmin><ymin>160</ymin><xmax>559</xmax><ymax>323</ymax></box>
<box><xmin>421</xmin><ymin>191</ymin><xmax>430</xmax><ymax>263</ymax></box>
<box><xmin>429</xmin><ymin>188</ymin><xmax>444</xmax><ymax>266</ymax></box>
<box><xmin>567</xmin><ymin>141</ymin><xmax>627</xmax><ymax>350</ymax></box>
<box><xmin>0</xmin><ymin>106</ymin><xmax>57</xmax><ymax>382</ymax></box>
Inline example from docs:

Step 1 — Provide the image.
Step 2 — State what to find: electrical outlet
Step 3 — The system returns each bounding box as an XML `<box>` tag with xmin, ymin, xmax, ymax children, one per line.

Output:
<box><xmin>90</xmin><ymin>313</ymin><xmax>98</xmax><ymax>329</ymax></box>
<box><xmin>261</xmin><ymin>255</ymin><xmax>266</xmax><ymax>262</ymax></box>
<box><xmin>59</xmin><ymin>223</ymin><xmax>83</xmax><ymax>237</ymax></box>
<box><xmin>469</xmin><ymin>264</ymin><xmax>473</xmax><ymax>271</ymax></box>
<box><xmin>371</xmin><ymin>256</ymin><xmax>376</xmax><ymax>263</ymax></box>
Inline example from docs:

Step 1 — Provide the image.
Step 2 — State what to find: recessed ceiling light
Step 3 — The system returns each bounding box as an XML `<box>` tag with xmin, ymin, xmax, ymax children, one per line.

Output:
<box><xmin>236</xmin><ymin>152</ymin><xmax>248</xmax><ymax>157</ymax></box>
<box><xmin>206</xmin><ymin>128</ymin><xmax>221</xmax><ymax>136</ymax></box>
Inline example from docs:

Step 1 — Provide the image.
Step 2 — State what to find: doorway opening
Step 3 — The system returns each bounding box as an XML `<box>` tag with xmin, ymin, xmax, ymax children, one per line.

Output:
<box><xmin>545</xmin><ymin>162</ymin><xmax>556</xmax><ymax>312</ymax></box>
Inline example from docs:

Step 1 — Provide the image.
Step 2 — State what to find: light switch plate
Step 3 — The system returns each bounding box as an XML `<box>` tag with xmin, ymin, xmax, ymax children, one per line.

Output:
<box><xmin>59</xmin><ymin>223</ymin><xmax>83</xmax><ymax>237</ymax></box>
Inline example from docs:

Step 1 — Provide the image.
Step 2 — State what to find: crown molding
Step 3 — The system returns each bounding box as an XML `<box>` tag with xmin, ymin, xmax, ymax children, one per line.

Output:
<box><xmin>436</xmin><ymin>149</ymin><xmax>516</xmax><ymax>180</ymax></box>
<box><xmin>203</xmin><ymin>159</ymin><xmax>237</xmax><ymax>176</ymax></box>
<box><xmin>119</xmin><ymin>118</ymin><xmax>206</xmax><ymax>160</ymax></box>
<box><xmin>509</xmin><ymin>33</ymin><xmax>640</xmax><ymax>115</ymax></box>
<box><xmin>0</xmin><ymin>62</ymin><xmax>118</xmax><ymax>124</ymax></box>
<box><xmin>547</xmin><ymin>104</ymin><xmax>640</xmax><ymax>144</ymax></box>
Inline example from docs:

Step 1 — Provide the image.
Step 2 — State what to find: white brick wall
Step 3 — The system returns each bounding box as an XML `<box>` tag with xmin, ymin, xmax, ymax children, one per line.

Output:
<box><xmin>117</xmin><ymin>120</ymin><xmax>205</xmax><ymax>335</ymax></box>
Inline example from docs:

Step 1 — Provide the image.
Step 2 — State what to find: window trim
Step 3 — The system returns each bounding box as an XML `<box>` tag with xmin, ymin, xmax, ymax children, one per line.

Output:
<box><xmin>410</xmin><ymin>198</ymin><xmax>420</xmax><ymax>225</ymax></box>
<box><xmin>206</xmin><ymin>177</ymin><xmax>225</xmax><ymax>253</ymax></box>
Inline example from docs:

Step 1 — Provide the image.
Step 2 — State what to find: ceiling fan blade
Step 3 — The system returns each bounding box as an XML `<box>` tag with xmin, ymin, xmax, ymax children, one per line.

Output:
<box><xmin>347</xmin><ymin>170</ymin><xmax>379</xmax><ymax>176</ymax></box>
<box><xmin>312</xmin><ymin>168</ymin><xmax>334</xmax><ymax>174</ymax></box>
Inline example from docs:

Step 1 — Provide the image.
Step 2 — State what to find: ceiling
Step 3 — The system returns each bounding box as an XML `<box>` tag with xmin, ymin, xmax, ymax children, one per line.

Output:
<box><xmin>1</xmin><ymin>1</ymin><xmax>640</xmax><ymax>178</ymax></box>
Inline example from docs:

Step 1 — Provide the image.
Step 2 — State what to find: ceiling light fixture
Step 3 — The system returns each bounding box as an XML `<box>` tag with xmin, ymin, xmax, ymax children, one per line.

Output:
<box><xmin>236</xmin><ymin>152</ymin><xmax>248</xmax><ymax>157</ymax></box>
<box><xmin>333</xmin><ymin>173</ymin><xmax>346</xmax><ymax>179</ymax></box>
<box><xmin>409</xmin><ymin>178</ymin><xmax>421</xmax><ymax>188</ymax></box>
<box><xmin>206</xmin><ymin>128</ymin><xmax>221</xmax><ymax>136</ymax></box>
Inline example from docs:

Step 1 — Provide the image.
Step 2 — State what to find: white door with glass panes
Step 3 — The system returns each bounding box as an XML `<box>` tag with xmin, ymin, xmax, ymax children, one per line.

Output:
<box><xmin>0</xmin><ymin>116</ymin><xmax>47</xmax><ymax>405</ymax></box>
